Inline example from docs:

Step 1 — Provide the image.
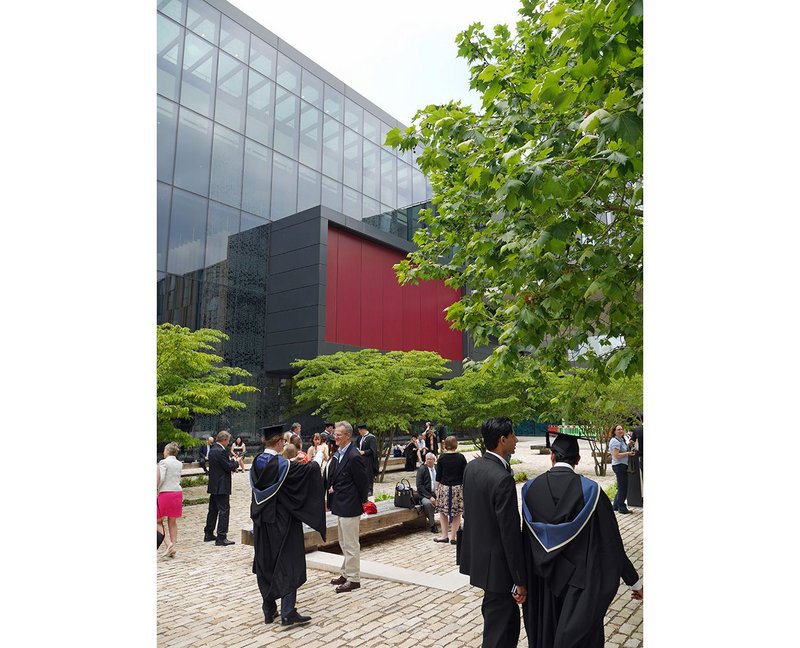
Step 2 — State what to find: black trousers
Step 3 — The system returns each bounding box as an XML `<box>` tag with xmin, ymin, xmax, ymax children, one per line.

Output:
<box><xmin>612</xmin><ymin>464</ymin><xmax>629</xmax><ymax>510</ymax></box>
<box><xmin>204</xmin><ymin>493</ymin><xmax>230</xmax><ymax>538</ymax></box>
<box><xmin>481</xmin><ymin>590</ymin><xmax>520</xmax><ymax>648</ymax></box>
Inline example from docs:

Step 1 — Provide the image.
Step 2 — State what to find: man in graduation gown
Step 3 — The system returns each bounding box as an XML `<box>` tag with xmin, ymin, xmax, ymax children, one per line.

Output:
<box><xmin>521</xmin><ymin>434</ymin><xmax>643</xmax><ymax>648</ymax></box>
<box><xmin>250</xmin><ymin>424</ymin><xmax>327</xmax><ymax>627</ymax></box>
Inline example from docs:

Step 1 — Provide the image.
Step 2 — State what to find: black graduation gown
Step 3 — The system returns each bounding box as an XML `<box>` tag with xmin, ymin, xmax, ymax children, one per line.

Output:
<box><xmin>250</xmin><ymin>453</ymin><xmax>326</xmax><ymax>600</ymax></box>
<box><xmin>521</xmin><ymin>468</ymin><xmax>639</xmax><ymax>648</ymax></box>
<box><xmin>403</xmin><ymin>442</ymin><xmax>417</xmax><ymax>471</ymax></box>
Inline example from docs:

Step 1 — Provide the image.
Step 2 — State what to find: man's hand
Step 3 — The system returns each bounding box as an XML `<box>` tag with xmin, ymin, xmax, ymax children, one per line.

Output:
<box><xmin>631</xmin><ymin>587</ymin><xmax>643</xmax><ymax>601</ymax></box>
<box><xmin>512</xmin><ymin>585</ymin><xmax>527</xmax><ymax>605</ymax></box>
<box><xmin>431</xmin><ymin>498</ymin><xmax>437</xmax><ymax>505</ymax></box>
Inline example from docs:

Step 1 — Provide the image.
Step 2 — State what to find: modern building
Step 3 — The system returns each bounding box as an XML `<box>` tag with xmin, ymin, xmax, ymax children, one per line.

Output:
<box><xmin>157</xmin><ymin>0</ymin><xmax>476</xmax><ymax>435</ymax></box>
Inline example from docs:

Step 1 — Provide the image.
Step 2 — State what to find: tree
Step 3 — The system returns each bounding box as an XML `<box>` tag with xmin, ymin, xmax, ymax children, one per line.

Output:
<box><xmin>388</xmin><ymin>0</ymin><xmax>643</xmax><ymax>377</ymax></box>
<box><xmin>292</xmin><ymin>349</ymin><xmax>450</xmax><ymax>481</ymax></box>
<box><xmin>157</xmin><ymin>323</ymin><xmax>258</xmax><ymax>446</ymax></box>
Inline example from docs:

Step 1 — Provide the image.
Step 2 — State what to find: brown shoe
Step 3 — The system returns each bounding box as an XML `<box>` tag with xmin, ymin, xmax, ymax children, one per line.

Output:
<box><xmin>330</xmin><ymin>575</ymin><xmax>347</xmax><ymax>586</ymax></box>
<box><xmin>335</xmin><ymin>580</ymin><xmax>361</xmax><ymax>594</ymax></box>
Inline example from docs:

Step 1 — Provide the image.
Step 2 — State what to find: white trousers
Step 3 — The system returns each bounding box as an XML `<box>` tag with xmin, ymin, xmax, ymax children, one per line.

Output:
<box><xmin>336</xmin><ymin>515</ymin><xmax>361</xmax><ymax>582</ymax></box>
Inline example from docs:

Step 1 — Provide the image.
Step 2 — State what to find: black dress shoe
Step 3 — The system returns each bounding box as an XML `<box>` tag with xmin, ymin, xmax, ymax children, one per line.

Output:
<box><xmin>281</xmin><ymin>610</ymin><xmax>311</xmax><ymax>626</ymax></box>
<box><xmin>617</xmin><ymin>508</ymin><xmax>632</xmax><ymax>514</ymax></box>
<box><xmin>264</xmin><ymin>613</ymin><xmax>275</xmax><ymax>624</ymax></box>
<box><xmin>335</xmin><ymin>580</ymin><xmax>361</xmax><ymax>593</ymax></box>
<box><xmin>215</xmin><ymin>538</ymin><xmax>235</xmax><ymax>546</ymax></box>
<box><xmin>330</xmin><ymin>575</ymin><xmax>347</xmax><ymax>585</ymax></box>
<box><xmin>203</xmin><ymin>534</ymin><xmax>217</xmax><ymax>542</ymax></box>
<box><xmin>450</xmin><ymin>540</ymin><xmax>457</xmax><ymax>545</ymax></box>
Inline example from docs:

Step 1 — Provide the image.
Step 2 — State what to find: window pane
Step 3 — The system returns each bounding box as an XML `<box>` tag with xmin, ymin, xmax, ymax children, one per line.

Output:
<box><xmin>186</xmin><ymin>0</ymin><xmax>219</xmax><ymax>44</ymax></box>
<box><xmin>362</xmin><ymin>194</ymin><xmax>379</xmax><ymax>220</ymax></box>
<box><xmin>344</xmin><ymin>97</ymin><xmax>363</xmax><ymax>133</ymax></box>
<box><xmin>343</xmin><ymin>128</ymin><xmax>362</xmax><ymax>190</ymax></box>
<box><xmin>241</xmin><ymin>212</ymin><xmax>268</xmax><ymax>232</ymax></box>
<box><xmin>363</xmin><ymin>111</ymin><xmax>379</xmax><ymax>144</ymax></box>
<box><xmin>380</xmin><ymin>120</ymin><xmax>393</xmax><ymax>150</ymax></box>
<box><xmin>321</xmin><ymin>175</ymin><xmax>342</xmax><ymax>212</ymax></box>
<box><xmin>299</xmin><ymin>102</ymin><xmax>322</xmax><ymax>170</ymax></box>
<box><xmin>206</xmin><ymin>201</ymin><xmax>240</xmax><ymax>267</ymax></box>
<box><xmin>168</xmin><ymin>188</ymin><xmax>208</xmax><ymax>275</ymax></box>
<box><xmin>412</xmin><ymin>168</ymin><xmax>427</xmax><ymax>203</ymax></box>
<box><xmin>210</xmin><ymin>124</ymin><xmax>243</xmax><ymax>207</ymax></box>
<box><xmin>158</xmin><ymin>0</ymin><xmax>185</xmax><ymax>24</ymax></box>
<box><xmin>324</xmin><ymin>84</ymin><xmax>343</xmax><ymax>120</ymax></box>
<box><xmin>276</xmin><ymin>52</ymin><xmax>301</xmax><ymax>93</ymax></box>
<box><xmin>250</xmin><ymin>36</ymin><xmax>276</xmax><ymax>79</ymax></box>
<box><xmin>362</xmin><ymin>140</ymin><xmax>380</xmax><ymax>200</ymax></box>
<box><xmin>242</xmin><ymin>139</ymin><xmax>272</xmax><ymax>218</ymax></box>
<box><xmin>301</xmin><ymin>70</ymin><xmax>323</xmax><ymax>109</ymax></box>
<box><xmin>297</xmin><ymin>165</ymin><xmax>321</xmax><ymax>212</ymax></box>
<box><xmin>174</xmin><ymin>107</ymin><xmax>213</xmax><ymax>195</ymax></box>
<box><xmin>270</xmin><ymin>153</ymin><xmax>297</xmax><ymax>220</ymax></box>
<box><xmin>245</xmin><ymin>70</ymin><xmax>274</xmax><ymax>146</ymax></box>
<box><xmin>397</xmin><ymin>162</ymin><xmax>412</xmax><ymax>207</ymax></box>
<box><xmin>321</xmin><ymin>116</ymin><xmax>343</xmax><ymax>182</ymax></box>
<box><xmin>219</xmin><ymin>15</ymin><xmax>249</xmax><ymax>62</ymax></box>
<box><xmin>274</xmin><ymin>87</ymin><xmax>299</xmax><ymax>159</ymax></box>
<box><xmin>157</xmin><ymin>15</ymin><xmax>183</xmax><ymax>101</ymax></box>
<box><xmin>180</xmin><ymin>33</ymin><xmax>217</xmax><ymax>117</ymax></box>
<box><xmin>342</xmin><ymin>186</ymin><xmax>361</xmax><ymax>219</ymax></box>
<box><xmin>215</xmin><ymin>52</ymin><xmax>247</xmax><ymax>132</ymax></box>
<box><xmin>380</xmin><ymin>150</ymin><xmax>397</xmax><ymax>208</ymax></box>
<box><xmin>158</xmin><ymin>182</ymin><xmax>172</xmax><ymax>272</ymax></box>
<box><xmin>157</xmin><ymin>96</ymin><xmax>178</xmax><ymax>183</ymax></box>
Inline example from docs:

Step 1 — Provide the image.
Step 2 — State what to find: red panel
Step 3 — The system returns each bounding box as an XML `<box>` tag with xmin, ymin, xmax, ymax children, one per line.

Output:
<box><xmin>381</xmin><ymin>246</ymin><xmax>404</xmax><ymax>350</ymax></box>
<box><xmin>335</xmin><ymin>229</ymin><xmax>362</xmax><ymax>346</ymax></box>
<box><xmin>402</xmin><ymin>280</ymin><xmax>422</xmax><ymax>351</ymax></box>
<box><xmin>439</xmin><ymin>280</ymin><xmax>463</xmax><ymax>360</ymax></box>
<box><xmin>325</xmin><ymin>226</ymin><xmax>339</xmax><ymax>342</ymax></box>
<box><xmin>359</xmin><ymin>243</ymin><xmax>384</xmax><ymax>349</ymax></box>
<box><xmin>419</xmin><ymin>278</ymin><xmax>440</xmax><ymax>351</ymax></box>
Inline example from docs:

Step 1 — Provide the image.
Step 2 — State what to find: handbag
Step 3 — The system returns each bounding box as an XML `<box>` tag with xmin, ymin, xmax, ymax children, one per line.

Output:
<box><xmin>394</xmin><ymin>478</ymin><xmax>416</xmax><ymax>509</ymax></box>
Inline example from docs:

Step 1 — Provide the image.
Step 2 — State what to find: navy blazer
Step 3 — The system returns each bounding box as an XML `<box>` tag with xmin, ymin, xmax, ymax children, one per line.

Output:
<box><xmin>326</xmin><ymin>443</ymin><xmax>369</xmax><ymax>517</ymax></box>
<box><xmin>206</xmin><ymin>444</ymin><xmax>239</xmax><ymax>495</ymax></box>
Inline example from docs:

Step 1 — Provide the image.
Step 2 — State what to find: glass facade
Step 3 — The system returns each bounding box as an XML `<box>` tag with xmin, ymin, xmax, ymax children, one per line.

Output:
<box><xmin>157</xmin><ymin>0</ymin><xmax>434</xmax><ymax>435</ymax></box>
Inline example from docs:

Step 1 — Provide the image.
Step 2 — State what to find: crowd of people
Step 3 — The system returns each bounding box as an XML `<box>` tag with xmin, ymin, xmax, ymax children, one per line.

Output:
<box><xmin>158</xmin><ymin>416</ymin><xmax>643</xmax><ymax>645</ymax></box>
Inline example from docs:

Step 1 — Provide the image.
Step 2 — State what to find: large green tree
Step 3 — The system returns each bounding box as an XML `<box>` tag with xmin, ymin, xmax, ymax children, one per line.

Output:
<box><xmin>292</xmin><ymin>349</ymin><xmax>449</xmax><ymax>481</ymax></box>
<box><xmin>388</xmin><ymin>0</ymin><xmax>643</xmax><ymax>376</ymax></box>
<box><xmin>157</xmin><ymin>323</ymin><xmax>258</xmax><ymax>446</ymax></box>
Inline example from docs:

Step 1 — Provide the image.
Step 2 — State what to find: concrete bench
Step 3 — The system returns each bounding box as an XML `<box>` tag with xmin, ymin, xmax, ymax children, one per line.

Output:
<box><xmin>529</xmin><ymin>445</ymin><xmax>551</xmax><ymax>455</ymax></box>
<box><xmin>241</xmin><ymin>499</ymin><xmax>427</xmax><ymax>552</ymax></box>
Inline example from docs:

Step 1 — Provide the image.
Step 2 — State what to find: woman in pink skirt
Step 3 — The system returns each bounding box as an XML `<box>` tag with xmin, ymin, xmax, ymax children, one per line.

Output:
<box><xmin>157</xmin><ymin>442</ymin><xmax>183</xmax><ymax>557</ymax></box>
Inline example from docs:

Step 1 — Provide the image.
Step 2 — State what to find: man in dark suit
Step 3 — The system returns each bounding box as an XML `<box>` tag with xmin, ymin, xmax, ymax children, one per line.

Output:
<box><xmin>356</xmin><ymin>423</ymin><xmax>379</xmax><ymax>496</ymax></box>
<box><xmin>460</xmin><ymin>417</ymin><xmax>527</xmax><ymax>648</ymax></box>
<box><xmin>203</xmin><ymin>430</ymin><xmax>244</xmax><ymax>546</ymax></box>
<box><xmin>416</xmin><ymin>452</ymin><xmax>438</xmax><ymax>533</ymax></box>
<box><xmin>324</xmin><ymin>421</ymin><xmax>368</xmax><ymax>593</ymax></box>
<box><xmin>198</xmin><ymin>436</ymin><xmax>214</xmax><ymax>475</ymax></box>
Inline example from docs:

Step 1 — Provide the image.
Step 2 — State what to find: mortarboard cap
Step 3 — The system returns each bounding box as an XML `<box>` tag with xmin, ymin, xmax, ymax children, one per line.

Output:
<box><xmin>357</xmin><ymin>423</ymin><xmax>368</xmax><ymax>429</ymax></box>
<box><xmin>260</xmin><ymin>423</ymin><xmax>284</xmax><ymax>443</ymax></box>
<box><xmin>551</xmin><ymin>434</ymin><xmax>579</xmax><ymax>462</ymax></box>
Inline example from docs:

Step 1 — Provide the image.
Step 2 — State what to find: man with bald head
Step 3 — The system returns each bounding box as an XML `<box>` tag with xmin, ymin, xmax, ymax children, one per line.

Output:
<box><xmin>198</xmin><ymin>436</ymin><xmax>214</xmax><ymax>475</ymax></box>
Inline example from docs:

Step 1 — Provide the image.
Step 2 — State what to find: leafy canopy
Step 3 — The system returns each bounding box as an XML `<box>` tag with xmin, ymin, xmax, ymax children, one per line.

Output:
<box><xmin>388</xmin><ymin>0</ymin><xmax>643</xmax><ymax>377</ymax></box>
<box><xmin>157</xmin><ymin>323</ymin><xmax>258</xmax><ymax>445</ymax></box>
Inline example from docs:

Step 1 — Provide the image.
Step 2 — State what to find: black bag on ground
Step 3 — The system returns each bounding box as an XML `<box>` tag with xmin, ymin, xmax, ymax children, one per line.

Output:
<box><xmin>394</xmin><ymin>478</ymin><xmax>416</xmax><ymax>508</ymax></box>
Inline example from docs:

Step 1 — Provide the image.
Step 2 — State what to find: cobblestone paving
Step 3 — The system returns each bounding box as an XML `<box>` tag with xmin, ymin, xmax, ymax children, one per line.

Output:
<box><xmin>158</xmin><ymin>438</ymin><xmax>643</xmax><ymax>647</ymax></box>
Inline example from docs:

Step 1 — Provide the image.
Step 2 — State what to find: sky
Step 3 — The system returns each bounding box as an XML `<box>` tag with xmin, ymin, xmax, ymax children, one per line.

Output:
<box><xmin>226</xmin><ymin>0</ymin><xmax>524</xmax><ymax>124</ymax></box>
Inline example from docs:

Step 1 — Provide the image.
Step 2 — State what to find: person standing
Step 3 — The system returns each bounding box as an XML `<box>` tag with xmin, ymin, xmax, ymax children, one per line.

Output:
<box><xmin>609</xmin><ymin>424</ymin><xmax>634</xmax><ymax>514</ymax></box>
<box><xmin>416</xmin><ymin>453</ymin><xmax>439</xmax><ymax>534</ymax></box>
<box><xmin>250</xmin><ymin>424</ymin><xmax>327</xmax><ymax>626</ymax></box>
<box><xmin>157</xmin><ymin>442</ymin><xmax>184</xmax><ymax>557</ymax></box>
<box><xmin>325</xmin><ymin>421</ymin><xmax>368</xmax><ymax>593</ymax></box>
<box><xmin>203</xmin><ymin>430</ymin><xmax>244</xmax><ymax>546</ymax></box>
<box><xmin>630</xmin><ymin>416</ymin><xmax>643</xmax><ymax>476</ymax></box>
<box><xmin>434</xmin><ymin>436</ymin><xmax>467</xmax><ymax>545</ymax></box>
<box><xmin>521</xmin><ymin>434</ymin><xmax>642</xmax><ymax>647</ymax></box>
<box><xmin>356</xmin><ymin>423</ymin><xmax>379</xmax><ymax>497</ymax></box>
<box><xmin>460</xmin><ymin>417</ymin><xmax>527</xmax><ymax>648</ymax></box>
<box><xmin>198</xmin><ymin>436</ymin><xmax>214</xmax><ymax>475</ymax></box>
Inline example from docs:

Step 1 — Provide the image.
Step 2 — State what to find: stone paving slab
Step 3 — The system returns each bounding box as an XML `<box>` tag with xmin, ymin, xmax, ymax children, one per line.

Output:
<box><xmin>158</xmin><ymin>438</ymin><xmax>643</xmax><ymax>647</ymax></box>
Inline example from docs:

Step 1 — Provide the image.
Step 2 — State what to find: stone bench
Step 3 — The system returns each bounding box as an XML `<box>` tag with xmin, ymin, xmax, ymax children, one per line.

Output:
<box><xmin>241</xmin><ymin>499</ymin><xmax>427</xmax><ymax>552</ymax></box>
<box><xmin>529</xmin><ymin>445</ymin><xmax>551</xmax><ymax>455</ymax></box>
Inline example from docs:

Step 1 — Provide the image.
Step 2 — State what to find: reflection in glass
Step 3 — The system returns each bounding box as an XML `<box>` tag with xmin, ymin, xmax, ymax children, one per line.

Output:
<box><xmin>380</xmin><ymin>120</ymin><xmax>393</xmax><ymax>151</ymax></box>
<box><xmin>363</xmin><ymin>111</ymin><xmax>379</xmax><ymax>144</ymax></box>
<box><xmin>158</xmin><ymin>96</ymin><xmax>178</xmax><ymax>183</ymax></box>
<box><xmin>215</xmin><ymin>52</ymin><xmax>247</xmax><ymax>132</ymax></box>
<box><xmin>157</xmin><ymin>15</ymin><xmax>183</xmax><ymax>101</ymax></box>
<box><xmin>324</xmin><ymin>84</ymin><xmax>343</xmax><ymax>120</ymax></box>
<box><xmin>174</xmin><ymin>108</ymin><xmax>213</xmax><ymax>195</ymax></box>
<box><xmin>299</xmin><ymin>102</ymin><xmax>322</xmax><ymax>170</ymax></box>
<box><xmin>343</xmin><ymin>128</ymin><xmax>362</xmax><ymax>191</ymax></box>
<box><xmin>210</xmin><ymin>125</ymin><xmax>244</xmax><ymax>207</ymax></box>
<box><xmin>219</xmin><ymin>15</ymin><xmax>249</xmax><ymax>62</ymax></box>
<box><xmin>250</xmin><ymin>36</ymin><xmax>276</xmax><ymax>79</ymax></box>
<box><xmin>246</xmin><ymin>70</ymin><xmax>274</xmax><ymax>146</ymax></box>
<box><xmin>380</xmin><ymin>150</ymin><xmax>396</xmax><ymax>208</ymax></box>
<box><xmin>158</xmin><ymin>0</ymin><xmax>186</xmax><ymax>24</ymax></box>
<box><xmin>412</xmin><ymin>168</ymin><xmax>427</xmax><ymax>203</ymax></box>
<box><xmin>242</xmin><ymin>139</ymin><xmax>272</xmax><ymax>218</ymax></box>
<box><xmin>301</xmin><ymin>70</ymin><xmax>324</xmax><ymax>109</ymax></box>
<box><xmin>321</xmin><ymin>175</ymin><xmax>342</xmax><ymax>212</ymax></box>
<box><xmin>297</xmin><ymin>165</ymin><xmax>321</xmax><ymax>212</ymax></box>
<box><xmin>186</xmin><ymin>0</ymin><xmax>219</xmax><ymax>44</ymax></box>
<box><xmin>168</xmin><ymin>188</ymin><xmax>208</xmax><ymax>275</ymax></box>
<box><xmin>274</xmin><ymin>87</ymin><xmax>300</xmax><ymax>159</ymax></box>
<box><xmin>181</xmin><ymin>33</ymin><xmax>217</xmax><ymax>117</ymax></box>
<box><xmin>276</xmin><ymin>52</ymin><xmax>301</xmax><ymax>93</ymax></box>
<box><xmin>342</xmin><ymin>186</ymin><xmax>361</xmax><ymax>219</ymax></box>
<box><xmin>397</xmin><ymin>162</ymin><xmax>412</xmax><ymax>207</ymax></box>
<box><xmin>158</xmin><ymin>182</ymin><xmax>172</xmax><ymax>272</ymax></box>
<box><xmin>362</xmin><ymin>195</ymin><xmax>379</xmax><ymax>221</ymax></box>
<box><xmin>241</xmin><ymin>212</ymin><xmax>268</xmax><ymax>232</ymax></box>
<box><xmin>344</xmin><ymin>97</ymin><xmax>363</xmax><ymax>133</ymax></box>
<box><xmin>206</xmin><ymin>200</ymin><xmax>240</xmax><ymax>267</ymax></box>
<box><xmin>270</xmin><ymin>153</ymin><xmax>297</xmax><ymax>219</ymax></box>
<box><xmin>322</xmin><ymin>116</ymin><xmax>343</xmax><ymax>182</ymax></box>
<box><xmin>362</xmin><ymin>140</ymin><xmax>380</xmax><ymax>200</ymax></box>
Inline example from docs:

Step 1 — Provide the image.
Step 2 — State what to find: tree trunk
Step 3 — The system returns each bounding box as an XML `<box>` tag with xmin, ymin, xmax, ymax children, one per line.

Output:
<box><xmin>377</xmin><ymin>426</ymin><xmax>397</xmax><ymax>483</ymax></box>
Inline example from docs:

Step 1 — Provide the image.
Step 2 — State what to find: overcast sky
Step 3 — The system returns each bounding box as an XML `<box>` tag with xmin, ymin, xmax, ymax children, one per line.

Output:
<box><xmin>227</xmin><ymin>0</ymin><xmax>523</xmax><ymax>125</ymax></box>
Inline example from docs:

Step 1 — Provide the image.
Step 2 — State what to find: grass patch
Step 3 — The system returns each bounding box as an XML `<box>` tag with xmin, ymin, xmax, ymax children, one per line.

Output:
<box><xmin>604</xmin><ymin>482</ymin><xmax>618</xmax><ymax>501</ymax></box>
<box><xmin>374</xmin><ymin>493</ymin><xmax>392</xmax><ymax>502</ymax></box>
<box><xmin>513</xmin><ymin>471</ymin><xmax>528</xmax><ymax>483</ymax></box>
<box><xmin>180</xmin><ymin>475</ymin><xmax>208</xmax><ymax>488</ymax></box>
<box><xmin>184</xmin><ymin>497</ymin><xmax>209</xmax><ymax>506</ymax></box>
<box><xmin>456</xmin><ymin>445</ymin><xmax>479</xmax><ymax>454</ymax></box>
<box><xmin>510</xmin><ymin>458</ymin><xmax>522</xmax><ymax>465</ymax></box>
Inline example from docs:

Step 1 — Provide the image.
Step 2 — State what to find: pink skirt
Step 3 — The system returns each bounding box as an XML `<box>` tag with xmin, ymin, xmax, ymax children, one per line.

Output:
<box><xmin>157</xmin><ymin>491</ymin><xmax>183</xmax><ymax>518</ymax></box>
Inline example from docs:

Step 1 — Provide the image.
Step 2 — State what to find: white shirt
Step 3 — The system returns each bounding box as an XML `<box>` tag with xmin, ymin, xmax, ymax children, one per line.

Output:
<box><xmin>429</xmin><ymin>467</ymin><xmax>437</xmax><ymax>491</ymax></box>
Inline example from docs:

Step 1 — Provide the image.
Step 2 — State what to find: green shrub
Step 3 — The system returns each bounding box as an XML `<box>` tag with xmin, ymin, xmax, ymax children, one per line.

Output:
<box><xmin>180</xmin><ymin>475</ymin><xmax>209</xmax><ymax>488</ymax></box>
<box><xmin>513</xmin><ymin>471</ymin><xmax>528</xmax><ymax>483</ymax></box>
<box><xmin>183</xmin><ymin>497</ymin><xmax>209</xmax><ymax>506</ymax></box>
<box><xmin>604</xmin><ymin>482</ymin><xmax>618</xmax><ymax>500</ymax></box>
<box><xmin>374</xmin><ymin>493</ymin><xmax>392</xmax><ymax>502</ymax></box>
<box><xmin>510</xmin><ymin>458</ymin><xmax>522</xmax><ymax>465</ymax></box>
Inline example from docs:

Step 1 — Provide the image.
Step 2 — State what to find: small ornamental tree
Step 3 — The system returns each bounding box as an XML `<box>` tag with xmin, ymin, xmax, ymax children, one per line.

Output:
<box><xmin>157</xmin><ymin>323</ymin><xmax>258</xmax><ymax>446</ymax></box>
<box><xmin>292</xmin><ymin>349</ymin><xmax>450</xmax><ymax>481</ymax></box>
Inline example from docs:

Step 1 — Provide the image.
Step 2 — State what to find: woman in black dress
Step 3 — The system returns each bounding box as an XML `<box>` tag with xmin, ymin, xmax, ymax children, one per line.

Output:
<box><xmin>403</xmin><ymin>433</ymin><xmax>419</xmax><ymax>471</ymax></box>
<box><xmin>433</xmin><ymin>436</ymin><xmax>467</xmax><ymax>544</ymax></box>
